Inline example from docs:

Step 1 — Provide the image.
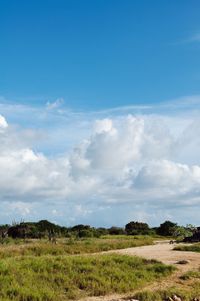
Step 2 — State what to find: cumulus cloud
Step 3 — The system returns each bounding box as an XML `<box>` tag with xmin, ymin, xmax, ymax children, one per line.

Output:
<box><xmin>134</xmin><ymin>160</ymin><xmax>200</xmax><ymax>202</ymax></box>
<box><xmin>0</xmin><ymin>115</ymin><xmax>8</xmax><ymax>130</ymax></box>
<box><xmin>0</xmin><ymin>101</ymin><xmax>200</xmax><ymax>226</ymax></box>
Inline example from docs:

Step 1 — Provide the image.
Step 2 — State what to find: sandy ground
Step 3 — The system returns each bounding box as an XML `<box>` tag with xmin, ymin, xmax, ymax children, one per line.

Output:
<box><xmin>111</xmin><ymin>240</ymin><xmax>200</xmax><ymax>272</ymax></box>
<box><xmin>81</xmin><ymin>241</ymin><xmax>200</xmax><ymax>301</ymax></box>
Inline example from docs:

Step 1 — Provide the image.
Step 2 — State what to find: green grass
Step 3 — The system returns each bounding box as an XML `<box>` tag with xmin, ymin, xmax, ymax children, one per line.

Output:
<box><xmin>0</xmin><ymin>235</ymin><xmax>154</xmax><ymax>258</ymax></box>
<box><xmin>174</xmin><ymin>243</ymin><xmax>200</xmax><ymax>253</ymax></box>
<box><xmin>134</xmin><ymin>269</ymin><xmax>200</xmax><ymax>301</ymax></box>
<box><xmin>180</xmin><ymin>270</ymin><xmax>200</xmax><ymax>280</ymax></box>
<box><xmin>0</xmin><ymin>235</ymin><xmax>173</xmax><ymax>300</ymax></box>
<box><xmin>0</xmin><ymin>253</ymin><xmax>174</xmax><ymax>301</ymax></box>
<box><xmin>134</xmin><ymin>286</ymin><xmax>200</xmax><ymax>301</ymax></box>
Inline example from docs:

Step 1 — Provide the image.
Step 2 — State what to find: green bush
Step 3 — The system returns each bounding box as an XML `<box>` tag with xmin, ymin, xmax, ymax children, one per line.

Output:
<box><xmin>125</xmin><ymin>221</ymin><xmax>150</xmax><ymax>235</ymax></box>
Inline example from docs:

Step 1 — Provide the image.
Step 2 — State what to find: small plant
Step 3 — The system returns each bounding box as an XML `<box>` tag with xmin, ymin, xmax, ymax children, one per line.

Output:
<box><xmin>180</xmin><ymin>270</ymin><xmax>200</xmax><ymax>280</ymax></box>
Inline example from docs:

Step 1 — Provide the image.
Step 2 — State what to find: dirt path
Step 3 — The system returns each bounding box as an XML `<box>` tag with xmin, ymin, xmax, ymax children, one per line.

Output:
<box><xmin>81</xmin><ymin>241</ymin><xmax>200</xmax><ymax>301</ymax></box>
<box><xmin>111</xmin><ymin>240</ymin><xmax>200</xmax><ymax>272</ymax></box>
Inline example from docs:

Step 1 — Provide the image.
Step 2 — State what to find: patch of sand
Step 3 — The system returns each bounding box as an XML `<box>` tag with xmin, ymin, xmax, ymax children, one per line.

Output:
<box><xmin>80</xmin><ymin>241</ymin><xmax>200</xmax><ymax>301</ymax></box>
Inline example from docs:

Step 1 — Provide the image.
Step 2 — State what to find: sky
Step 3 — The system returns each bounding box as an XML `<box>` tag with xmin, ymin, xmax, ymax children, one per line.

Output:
<box><xmin>1</xmin><ymin>0</ymin><xmax>200</xmax><ymax>227</ymax></box>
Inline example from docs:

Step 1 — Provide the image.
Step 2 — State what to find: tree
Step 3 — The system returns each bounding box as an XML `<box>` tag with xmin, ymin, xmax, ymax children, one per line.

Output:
<box><xmin>125</xmin><ymin>221</ymin><xmax>149</xmax><ymax>235</ymax></box>
<box><xmin>71</xmin><ymin>224</ymin><xmax>91</xmax><ymax>232</ymax></box>
<box><xmin>157</xmin><ymin>221</ymin><xmax>177</xmax><ymax>236</ymax></box>
<box><xmin>70</xmin><ymin>224</ymin><xmax>100</xmax><ymax>238</ymax></box>
<box><xmin>7</xmin><ymin>223</ymin><xmax>31</xmax><ymax>239</ymax></box>
<box><xmin>37</xmin><ymin>220</ymin><xmax>60</xmax><ymax>232</ymax></box>
<box><xmin>172</xmin><ymin>226</ymin><xmax>193</xmax><ymax>240</ymax></box>
<box><xmin>108</xmin><ymin>227</ymin><xmax>125</xmax><ymax>235</ymax></box>
<box><xmin>78</xmin><ymin>229</ymin><xmax>94</xmax><ymax>238</ymax></box>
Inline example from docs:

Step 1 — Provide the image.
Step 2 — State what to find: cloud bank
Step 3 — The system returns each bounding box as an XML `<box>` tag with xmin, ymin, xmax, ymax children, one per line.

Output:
<box><xmin>0</xmin><ymin>97</ymin><xmax>200</xmax><ymax>226</ymax></box>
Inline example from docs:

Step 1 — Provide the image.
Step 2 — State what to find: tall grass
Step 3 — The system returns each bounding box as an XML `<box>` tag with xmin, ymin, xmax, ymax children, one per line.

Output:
<box><xmin>174</xmin><ymin>243</ymin><xmax>200</xmax><ymax>253</ymax></box>
<box><xmin>0</xmin><ymin>235</ymin><xmax>154</xmax><ymax>258</ymax></box>
<box><xmin>134</xmin><ymin>268</ymin><xmax>200</xmax><ymax>301</ymax></box>
<box><xmin>0</xmin><ymin>254</ymin><xmax>174</xmax><ymax>301</ymax></box>
<box><xmin>134</xmin><ymin>282</ymin><xmax>200</xmax><ymax>301</ymax></box>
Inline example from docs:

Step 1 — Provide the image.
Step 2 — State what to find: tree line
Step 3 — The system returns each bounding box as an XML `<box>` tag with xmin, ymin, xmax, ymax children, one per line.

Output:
<box><xmin>0</xmin><ymin>219</ymin><xmax>198</xmax><ymax>240</ymax></box>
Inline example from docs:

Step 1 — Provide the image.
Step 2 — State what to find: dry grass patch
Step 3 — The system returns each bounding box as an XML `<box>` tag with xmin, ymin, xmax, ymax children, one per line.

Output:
<box><xmin>0</xmin><ymin>235</ymin><xmax>154</xmax><ymax>258</ymax></box>
<box><xmin>174</xmin><ymin>243</ymin><xmax>200</xmax><ymax>253</ymax></box>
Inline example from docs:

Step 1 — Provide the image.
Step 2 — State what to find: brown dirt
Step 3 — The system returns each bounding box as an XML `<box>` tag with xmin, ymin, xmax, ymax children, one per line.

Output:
<box><xmin>80</xmin><ymin>241</ymin><xmax>200</xmax><ymax>301</ymax></box>
<box><xmin>111</xmin><ymin>240</ymin><xmax>200</xmax><ymax>272</ymax></box>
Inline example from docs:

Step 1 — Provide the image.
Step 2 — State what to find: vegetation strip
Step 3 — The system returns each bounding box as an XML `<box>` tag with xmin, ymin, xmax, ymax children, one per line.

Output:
<box><xmin>174</xmin><ymin>243</ymin><xmax>200</xmax><ymax>253</ymax></box>
<box><xmin>0</xmin><ymin>235</ymin><xmax>154</xmax><ymax>258</ymax></box>
<box><xmin>0</xmin><ymin>254</ymin><xmax>174</xmax><ymax>301</ymax></box>
<box><xmin>131</xmin><ymin>256</ymin><xmax>200</xmax><ymax>301</ymax></box>
<box><xmin>134</xmin><ymin>269</ymin><xmax>200</xmax><ymax>301</ymax></box>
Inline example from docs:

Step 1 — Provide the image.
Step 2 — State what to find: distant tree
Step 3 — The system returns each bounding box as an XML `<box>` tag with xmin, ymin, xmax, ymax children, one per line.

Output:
<box><xmin>78</xmin><ymin>229</ymin><xmax>94</xmax><ymax>238</ymax></box>
<box><xmin>186</xmin><ymin>224</ymin><xmax>197</xmax><ymax>234</ymax></box>
<box><xmin>125</xmin><ymin>221</ymin><xmax>150</xmax><ymax>235</ymax></box>
<box><xmin>172</xmin><ymin>224</ymin><xmax>196</xmax><ymax>240</ymax></box>
<box><xmin>8</xmin><ymin>223</ymin><xmax>31</xmax><ymax>239</ymax></box>
<box><xmin>71</xmin><ymin>224</ymin><xmax>91</xmax><ymax>232</ymax></box>
<box><xmin>0</xmin><ymin>224</ymin><xmax>10</xmax><ymax>231</ymax></box>
<box><xmin>172</xmin><ymin>226</ymin><xmax>191</xmax><ymax>240</ymax></box>
<box><xmin>108</xmin><ymin>227</ymin><xmax>126</xmax><ymax>235</ymax></box>
<box><xmin>70</xmin><ymin>224</ymin><xmax>100</xmax><ymax>238</ymax></box>
<box><xmin>37</xmin><ymin>220</ymin><xmax>60</xmax><ymax>232</ymax></box>
<box><xmin>184</xmin><ymin>226</ymin><xmax>200</xmax><ymax>242</ymax></box>
<box><xmin>157</xmin><ymin>221</ymin><xmax>177</xmax><ymax>236</ymax></box>
<box><xmin>96</xmin><ymin>227</ymin><xmax>109</xmax><ymax>236</ymax></box>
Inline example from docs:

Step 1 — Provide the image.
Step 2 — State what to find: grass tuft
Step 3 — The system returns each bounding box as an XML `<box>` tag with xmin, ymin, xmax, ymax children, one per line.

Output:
<box><xmin>174</xmin><ymin>243</ymin><xmax>200</xmax><ymax>253</ymax></box>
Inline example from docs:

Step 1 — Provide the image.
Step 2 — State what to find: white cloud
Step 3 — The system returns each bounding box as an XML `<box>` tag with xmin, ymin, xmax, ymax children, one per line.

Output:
<box><xmin>8</xmin><ymin>202</ymin><xmax>32</xmax><ymax>217</ymax></box>
<box><xmin>0</xmin><ymin>99</ymin><xmax>200</xmax><ymax>226</ymax></box>
<box><xmin>0</xmin><ymin>115</ymin><xmax>8</xmax><ymax>130</ymax></box>
<box><xmin>85</xmin><ymin>116</ymin><xmax>144</xmax><ymax>170</ymax></box>
<box><xmin>46</xmin><ymin>98</ymin><xmax>64</xmax><ymax>110</ymax></box>
<box><xmin>134</xmin><ymin>160</ymin><xmax>200</xmax><ymax>200</ymax></box>
<box><xmin>94</xmin><ymin>119</ymin><xmax>114</xmax><ymax>134</ymax></box>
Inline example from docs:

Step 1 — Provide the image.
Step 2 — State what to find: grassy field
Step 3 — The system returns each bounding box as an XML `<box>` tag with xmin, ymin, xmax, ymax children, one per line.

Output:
<box><xmin>134</xmin><ymin>268</ymin><xmax>200</xmax><ymax>301</ymax></box>
<box><xmin>0</xmin><ymin>253</ymin><xmax>174</xmax><ymax>301</ymax></box>
<box><xmin>0</xmin><ymin>235</ymin><xmax>176</xmax><ymax>301</ymax></box>
<box><xmin>174</xmin><ymin>243</ymin><xmax>200</xmax><ymax>253</ymax></box>
<box><xmin>0</xmin><ymin>235</ymin><xmax>155</xmax><ymax>258</ymax></box>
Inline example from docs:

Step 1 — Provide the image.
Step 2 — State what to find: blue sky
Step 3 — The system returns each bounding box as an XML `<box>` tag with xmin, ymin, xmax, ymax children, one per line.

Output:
<box><xmin>1</xmin><ymin>1</ymin><xmax>200</xmax><ymax>227</ymax></box>
<box><xmin>1</xmin><ymin>0</ymin><xmax>200</xmax><ymax>109</ymax></box>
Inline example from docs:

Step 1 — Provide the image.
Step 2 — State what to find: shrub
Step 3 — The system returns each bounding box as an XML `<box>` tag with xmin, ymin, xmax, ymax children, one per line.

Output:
<box><xmin>156</xmin><ymin>221</ymin><xmax>177</xmax><ymax>236</ymax></box>
<box><xmin>125</xmin><ymin>221</ymin><xmax>150</xmax><ymax>235</ymax></box>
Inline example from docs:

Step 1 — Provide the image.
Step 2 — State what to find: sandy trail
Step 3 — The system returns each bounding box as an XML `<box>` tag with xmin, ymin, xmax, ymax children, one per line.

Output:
<box><xmin>81</xmin><ymin>241</ymin><xmax>200</xmax><ymax>301</ymax></box>
<box><xmin>110</xmin><ymin>240</ymin><xmax>200</xmax><ymax>272</ymax></box>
